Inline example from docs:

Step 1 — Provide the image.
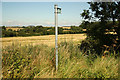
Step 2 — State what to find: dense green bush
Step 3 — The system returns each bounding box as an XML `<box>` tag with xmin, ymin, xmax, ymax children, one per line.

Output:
<box><xmin>79</xmin><ymin>22</ymin><xmax>119</xmax><ymax>56</ymax></box>
<box><xmin>71</xmin><ymin>26</ymin><xmax>83</xmax><ymax>34</ymax></box>
<box><xmin>2</xmin><ymin>30</ymin><xmax>17</xmax><ymax>37</ymax></box>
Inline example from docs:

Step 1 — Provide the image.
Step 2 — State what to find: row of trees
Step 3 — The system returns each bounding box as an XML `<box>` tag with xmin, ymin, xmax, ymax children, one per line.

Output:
<box><xmin>2</xmin><ymin>25</ymin><xmax>85</xmax><ymax>37</ymax></box>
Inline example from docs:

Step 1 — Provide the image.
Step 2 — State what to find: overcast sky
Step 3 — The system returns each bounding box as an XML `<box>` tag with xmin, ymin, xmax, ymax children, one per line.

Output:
<box><xmin>2</xmin><ymin>2</ymin><xmax>90</xmax><ymax>26</ymax></box>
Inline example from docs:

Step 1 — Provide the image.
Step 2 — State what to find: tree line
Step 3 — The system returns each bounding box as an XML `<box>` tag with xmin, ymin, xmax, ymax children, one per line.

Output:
<box><xmin>2</xmin><ymin>25</ymin><xmax>85</xmax><ymax>37</ymax></box>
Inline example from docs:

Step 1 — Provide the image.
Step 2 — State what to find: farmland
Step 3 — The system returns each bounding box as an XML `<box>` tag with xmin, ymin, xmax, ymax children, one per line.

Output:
<box><xmin>2</xmin><ymin>34</ymin><xmax>118</xmax><ymax>78</ymax></box>
<box><xmin>2</xmin><ymin>34</ymin><xmax>86</xmax><ymax>47</ymax></box>
<box><xmin>1</xmin><ymin>1</ymin><xmax>120</xmax><ymax>78</ymax></box>
<box><xmin>6</xmin><ymin>27</ymin><xmax>24</xmax><ymax>31</ymax></box>
<box><xmin>2</xmin><ymin>26</ymin><xmax>85</xmax><ymax>37</ymax></box>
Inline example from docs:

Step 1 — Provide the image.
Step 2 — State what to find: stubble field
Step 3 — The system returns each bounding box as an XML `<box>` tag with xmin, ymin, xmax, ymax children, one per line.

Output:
<box><xmin>2</xmin><ymin>34</ymin><xmax>86</xmax><ymax>47</ymax></box>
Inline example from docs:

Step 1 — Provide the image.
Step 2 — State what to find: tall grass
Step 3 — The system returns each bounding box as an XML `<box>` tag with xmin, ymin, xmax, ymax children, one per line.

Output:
<box><xmin>2</xmin><ymin>41</ymin><xmax>118</xmax><ymax>78</ymax></box>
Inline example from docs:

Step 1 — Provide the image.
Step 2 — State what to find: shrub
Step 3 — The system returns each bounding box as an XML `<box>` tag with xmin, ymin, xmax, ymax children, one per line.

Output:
<box><xmin>2</xmin><ymin>42</ymin><xmax>118</xmax><ymax>78</ymax></box>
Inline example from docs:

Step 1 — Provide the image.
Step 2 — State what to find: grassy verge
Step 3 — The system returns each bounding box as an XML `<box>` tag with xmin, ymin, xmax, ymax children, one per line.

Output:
<box><xmin>2</xmin><ymin>41</ymin><xmax>118</xmax><ymax>78</ymax></box>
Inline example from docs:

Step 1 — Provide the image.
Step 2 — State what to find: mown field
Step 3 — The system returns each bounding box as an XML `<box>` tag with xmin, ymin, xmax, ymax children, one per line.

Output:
<box><xmin>6</xmin><ymin>27</ymin><xmax>24</xmax><ymax>31</ymax></box>
<box><xmin>2</xmin><ymin>34</ymin><xmax>118</xmax><ymax>78</ymax></box>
